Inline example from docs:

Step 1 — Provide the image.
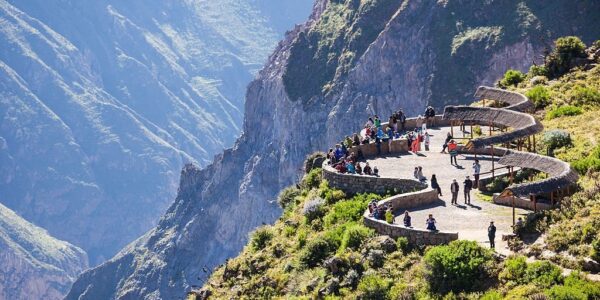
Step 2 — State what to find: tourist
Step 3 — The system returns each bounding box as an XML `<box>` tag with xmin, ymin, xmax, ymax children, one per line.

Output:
<box><xmin>463</xmin><ymin>176</ymin><xmax>473</xmax><ymax>204</ymax></box>
<box><xmin>450</xmin><ymin>179</ymin><xmax>459</xmax><ymax>205</ymax></box>
<box><xmin>441</xmin><ymin>132</ymin><xmax>453</xmax><ymax>153</ymax></box>
<box><xmin>392</xmin><ymin>114</ymin><xmax>398</xmax><ymax>132</ymax></box>
<box><xmin>335</xmin><ymin>162</ymin><xmax>347</xmax><ymax>173</ymax></box>
<box><xmin>424</xmin><ymin>131</ymin><xmax>430</xmax><ymax>151</ymax></box>
<box><xmin>473</xmin><ymin>159</ymin><xmax>481</xmax><ymax>189</ymax></box>
<box><xmin>413</xmin><ymin>167</ymin><xmax>419</xmax><ymax>179</ymax></box>
<box><xmin>403</xmin><ymin>211</ymin><xmax>412</xmax><ymax>227</ymax></box>
<box><xmin>426</xmin><ymin>214</ymin><xmax>437</xmax><ymax>231</ymax></box>
<box><xmin>356</xmin><ymin>162</ymin><xmax>362</xmax><ymax>174</ymax></box>
<box><xmin>373</xmin><ymin>166</ymin><xmax>379</xmax><ymax>177</ymax></box>
<box><xmin>425</xmin><ymin>105</ymin><xmax>436</xmax><ymax>127</ymax></box>
<box><xmin>345</xmin><ymin>135</ymin><xmax>353</xmax><ymax>149</ymax></box>
<box><xmin>417</xmin><ymin>166</ymin><xmax>426</xmax><ymax>182</ymax></box>
<box><xmin>515</xmin><ymin>217</ymin><xmax>524</xmax><ymax>237</ymax></box>
<box><xmin>488</xmin><ymin>221</ymin><xmax>496</xmax><ymax>249</ymax></box>
<box><xmin>334</xmin><ymin>144</ymin><xmax>344</xmax><ymax>161</ymax></box>
<box><xmin>448</xmin><ymin>140</ymin><xmax>458</xmax><ymax>165</ymax></box>
<box><xmin>431</xmin><ymin>174</ymin><xmax>442</xmax><ymax>196</ymax></box>
<box><xmin>366</xmin><ymin>117</ymin><xmax>374</xmax><ymax>128</ymax></box>
<box><xmin>398</xmin><ymin>109</ymin><xmax>406</xmax><ymax>131</ymax></box>
<box><xmin>353</xmin><ymin>133</ymin><xmax>361</xmax><ymax>146</ymax></box>
<box><xmin>374</xmin><ymin>115</ymin><xmax>381</xmax><ymax>128</ymax></box>
<box><xmin>376</xmin><ymin>136</ymin><xmax>382</xmax><ymax>155</ymax></box>
<box><xmin>340</xmin><ymin>142</ymin><xmax>348</xmax><ymax>157</ymax></box>
<box><xmin>416</xmin><ymin>115</ymin><xmax>424</xmax><ymax>132</ymax></box>
<box><xmin>406</xmin><ymin>132</ymin><xmax>414</xmax><ymax>151</ymax></box>
<box><xmin>346</xmin><ymin>161</ymin><xmax>356</xmax><ymax>174</ymax></box>
<box><xmin>327</xmin><ymin>148</ymin><xmax>335</xmax><ymax>164</ymax></box>
<box><xmin>387</xmin><ymin>126</ymin><xmax>394</xmax><ymax>148</ymax></box>
<box><xmin>411</xmin><ymin>132</ymin><xmax>421</xmax><ymax>152</ymax></box>
<box><xmin>364</xmin><ymin>162</ymin><xmax>372</xmax><ymax>175</ymax></box>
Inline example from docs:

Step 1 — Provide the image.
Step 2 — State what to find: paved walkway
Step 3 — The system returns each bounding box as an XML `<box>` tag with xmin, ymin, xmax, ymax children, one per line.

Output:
<box><xmin>364</xmin><ymin>125</ymin><xmax>529</xmax><ymax>254</ymax></box>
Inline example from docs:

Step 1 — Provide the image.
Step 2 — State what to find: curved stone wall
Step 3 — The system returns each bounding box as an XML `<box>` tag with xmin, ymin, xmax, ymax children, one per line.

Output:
<box><xmin>474</xmin><ymin>86</ymin><xmax>534</xmax><ymax>112</ymax></box>
<box><xmin>322</xmin><ymin>164</ymin><xmax>426</xmax><ymax>195</ymax></box>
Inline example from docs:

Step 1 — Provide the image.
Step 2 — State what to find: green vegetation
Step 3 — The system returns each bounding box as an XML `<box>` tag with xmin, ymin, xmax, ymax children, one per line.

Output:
<box><xmin>500</xmin><ymin>69</ymin><xmax>526</xmax><ymax>87</ymax></box>
<box><xmin>250</xmin><ymin>226</ymin><xmax>274</xmax><ymax>251</ymax></box>
<box><xmin>526</xmin><ymin>85</ymin><xmax>551</xmax><ymax>108</ymax></box>
<box><xmin>546</xmin><ymin>105</ymin><xmax>583</xmax><ymax>119</ymax></box>
<box><xmin>545</xmin><ymin>36</ymin><xmax>587</xmax><ymax>78</ymax></box>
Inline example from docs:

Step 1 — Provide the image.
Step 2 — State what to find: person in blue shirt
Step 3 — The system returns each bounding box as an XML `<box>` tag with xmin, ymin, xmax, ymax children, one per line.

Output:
<box><xmin>334</xmin><ymin>144</ymin><xmax>344</xmax><ymax>161</ymax></box>
<box><xmin>346</xmin><ymin>162</ymin><xmax>356</xmax><ymax>174</ymax></box>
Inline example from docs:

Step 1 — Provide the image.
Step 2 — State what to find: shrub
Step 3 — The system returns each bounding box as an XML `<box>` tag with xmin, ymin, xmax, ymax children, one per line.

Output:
<box><xmin>302</xmin><ymin>168</ymin><xmax>322</xmax><ymax>189</ymax></box>
<box><xmin>480</xmin><ymin>290</ymin><xmax>502</xmax><ymax>300</ymax></box>
<box><xmin>571</xmin><ymin>146</ymin><xmax>600</xmax><ymax>174</ymax></box>
<box><xmin>340</xmin><ymin>224</ymin><xmax>374</xmax><ymax>251</ymax></box>
<box><xmin>385</xmin><ymin>210</ymin><xmax>394</xmax><ymax>224</ymax></box>
<box><xmin>473</xmin><ymin>125</ymin><xmax>483</xmax><ymax>136</ymax></box>
<box><xmin>423</xmin><ymin>240</ymin><xmax>493</xmax><ymax>294</ymax></box>
<box><xmin>525</xmin><ymin>260</ymin><xmax>563</xmax><ymax>288</ymax></box>
<box><xmin>396</xmin><ymin>237</ymin><xmax>409</xmax><ymax>254</ymax></box>
<box><xmin>485</xmin><ymin>176</ymin><xmax>509</xmax><ymax>193</ymax></box>
<box><xmin>546</xmin><ymin>285</ymin><xmax>586</xmax><ymax>300</ymax></box>
<box><xmin>529</xmin><ymin>64</ymin><xmax>548</xmax><ymax>77</ymax></box>
<box><xmin>357</xmin><ymin>274</ymin><xmax>392</xmax><ymax>300</ymax></box>
<box><xmin>563</xmin><ymin>272</ymin><xmax>600</xmax><ymax>299</ymax></box>
<box><xmin>500</xmin><ymin>69</ymin><xmax>526</xmax><ymax>87</ymax></box>
<box><xmin>277</xmin><ymin>186</ymin><xmax>300</xmax><ymax>209</ymax></box>
<box><xmin>572</xmin><ymin>86</ymin><xmax>600</xmax><ymax>106</ymax></box>
<box><xmin>499</xmin><ymin>256</ymin><xmax>528</xmax><ymax>285</ymax></box>
<box><xmin>250</xmin><ymin>226</ymin><xmax>273</xmax><ymax>251</ymax></box>
<box><xmin>546</xmin><ymin>105</ymin><xmax>583</xmax><ymax>119</ymax></box>
<box><xmin>299</xmin><ymin>237</ymin><xmax>336</xmax><ymax>268</ymax></box>
<box><xmin>305</xmin><ymin>151</ymin><xmax>326</xmax><ymax>173</ymax></box>
<box><xmin>543</xmin><ymin>130</ymin><xmax>572</xmax><ymax>153</ymax></box>
<box><xmin>592</xmin><ymin>238</ymin><xmax>600</xmax><ymax>262</ymax></box>
<box><xmin>526</xmin><ymin>86</ymin><xmax>551</xmax><ymax>108</ymax></box>
<box><xmin>546</xmin><ymin>36</ymin><xmax>587</xmax><ymax>78</ymax></box>
<box><xmin>303</xmin><ymin>197</ymin><xmax>325</xmax><ymax>222</ymax></box>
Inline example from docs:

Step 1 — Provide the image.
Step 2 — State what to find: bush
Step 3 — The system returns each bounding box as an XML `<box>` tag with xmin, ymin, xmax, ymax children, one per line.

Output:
<box><xmin>546</xmin><ymin>105</ymin><xmax>583</xmax><ymax>119</ymax></box>
<box><xmin>385</xmin><ymin>210</ymin><xmax>393</xmax><ymax>224</ymax></box>
<box><xmin>500</xmin><ymin>69</ymin><xmax>526</xmax><ymax>87</ymax></box>
<box><xmin>305</xmin><ymin>151</ymin><xmax>326</xmax><ymax>173</ymax></box>
<box><xmin>480</xmin><ymin>290</ymin><xmax>502</xmax><ymax>300</ymax></box>
<box><xmin>526</xmin><ymin>86</ymin><xmax>551</xmax><ymax>108</ymax></box>
<box><xmin>423</xmin><ymin>240</ymin><xmax>493</xmax><ymax>294</ymax></box>
<box><xmin>357</xmin><ymin>274</ymin><xmax>392</xmax><ymax>300</ymax></box>
<box><xmin>572</xmin><ymin>86</ymin><xmax>600</xmax><ymax>106</ymax></box>
<box><xmin>250</xmin><ymin>226</ymin><xmax>273</xmax><ymax>251</ymax></box>
<box><xmin>592</xmin><ymin>238</ymin><xmax>600</xmax><ymax>262</ymax></box>
<box><xmin>525</xmin><ymin>260</ymin><xmax>563</xmax><ymax>288</ymax></box>
<box><xmin>323</xmin><ymin>198</ymin><xmax>367</xmax><ymax>227</ymax></box>
<box><xmin>543</xmin><ymin>130</ymin><xmax>572</xmax><ymax>153</ymax></box>
<box><xmin>396</xmin><ymin>237</ymin><xmax>409</xmax><ymax>253</ymax></box>
<box><xmin>529</xmin><ymin>64</ymin><xmax>548</xmax><ymax>77</ymax></box>
<box><xmin>277</xmin><ymin>186</ymin><xmax>300</xmax><ymax>209</ymax></box>
<box><xmin>299</xmin><ymin>237</ymin><xmax>336</xmax><ymax>268</ymax></box>
<box><xmin>485</xmin><ymin>176</ymin><xmax>509</xmax><ymax>193</ymax></box>
<box><xmin>340</xmin><ymin>224</ymin><xmax>374</xmax><ymax>251</ymax></box>
<box><xmin>473</xmin><ymin>125</ymin><xmax>483</xmax><ymax>136</ymax></box>
<box><xmin>571</xmin><ymin>146</ymin><xmax>600</xmax><ymax>174</ymax></box>
<box><xmin>563</xmin><ymin>272</ymin><xmax>600</xmax><ymax>299</ymax></box>
<box><xmin>303</xmin><ymin>197</ymin><xmax>325</xmax><ymax>222</ymax></box>
<box><xmin>546</xmin><ymin>285</ymin><xmax>586</xmax><ymax>300</ymax></box>
<box><xmin>499</xmin><ymin>256</ymin><xmax>528</xmax><ymax>285</ymax></box>
<box><xmin>302</xmin><ymin>168</ymin><xmax>322</xmax><ymax>189</ymax></box>
<box><xmin>546</xmin><ymin>36</ymin><xmax>587</xmax><ymax>78</ymax></box>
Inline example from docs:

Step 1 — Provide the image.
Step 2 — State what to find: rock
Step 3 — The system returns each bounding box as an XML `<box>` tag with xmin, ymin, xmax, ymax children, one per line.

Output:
<box><xmin>341</xmin><ymin>270</ymin><xmax>360</xmax><ymax>288</ymax></box>
<box><xmin>193</xmin><ymin>289</ymin><xmax>212</xmax><ymax>300</ymax></box>
<box><xmin>323</xmin><ymin>256</ymin><xmax>345</xmax><ymax>275</ymax></box>
<box><xmin>367</xmin><ymin>250</ymin><xmax>385</xmax><ymax>269</ymax></box>
<box><xmin>318</xmin><ymin>278</ymin><xmax>340</xmax><ymax>296</ymax></box>
<box><xmin>375</xmin><ymin>236</ymin><xmax>398</xmax><ymax>253</ymax></box>
<box><xmin>582</xmin><ymin>258</ymin><xmax>600</xmax><ymax>273</ymax></box>
<box><xmin>306</xmin><ymin>277</ymin><xmax>320</xmax><ymax>292</ymax></box>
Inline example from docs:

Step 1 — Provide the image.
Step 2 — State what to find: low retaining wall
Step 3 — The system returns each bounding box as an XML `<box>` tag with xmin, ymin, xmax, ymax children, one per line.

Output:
<box><xmin>322</xmin><ymin>165</ymin><xmax>426</xmax><ymax>195</ymax></box>
<box><xmin>364</xmin><ymin>215</ymin><xmax>458</xmax><ymax>245</ymax></box>
<box><xmin>381</xmin><ymin>188</ymin><xmax>439</xmax><ymax>210</ymax></box>
<box><xmin>348</xmin><ymin>139</ymin><xmax>409</xmax><ymax>157</ymax></box>
<box><xmin>493</xmin><ymin>194</ymin><xmax>552</xmax><ymax>211</ymax></box>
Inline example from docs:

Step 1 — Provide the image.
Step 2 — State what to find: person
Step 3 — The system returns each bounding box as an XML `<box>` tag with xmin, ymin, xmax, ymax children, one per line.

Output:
<box><xmin>398</xmin><ymin>109</ymin><xmax>406</xmax><ymax>131</ymax></box>
<box><xmin>373</xmin><ymin>166</ymin><xmax>379</xmax><ymax>176</ymax></box>
<box><xmin>334</xmin><ymin>144</ymin><xmax>344</xmax><ymax>161</ymax></box>
<box><xmin>386</xmin><ymin>126</ymin><xmax>394</xmax><ymax>148</ymax></box>
<box><xmin>417</xmin><ymin>166</ymin><xmax>425</xmax><ymax>182</ymax></box>
<box><xmin>335</xmin><ymin>162</ymin><xmax>347</xmax><ymax>173</ymax></box>
<box><xmin>411</xmin><ymin>132</ymin><xmax>421</xmax><ymax>152</ymax></box>
<box><xmin>413</xmin><ymin>167</ymin><xmax>419</xmax><ymax>179</ymax></box>
<box><xmin>366</xmin><ymin>117</ymin><xmax>374</xmax><ymax>128</ymax></box>
<box><xmin>403</xmin><ymin>211</ymin><xmax>412</xmax><ymax>227</ymax></box>
<box><xmin>473</xmin><ymin>159</ymin><xmax>481</xmax><ymax>189</ymax></box>
<box><xmin>448</xmin><ymin>140</ymin><xmax>458</xmax><ymax>165</ymax></box>
<box><xmin>364</xmin><ymin>162</ymin><xmax>372</xmax><ymax>175</ymax></box>
<box><xmin>353</xmin><ymin>133</ymin><xmax>361</xmax><ymax>146</ymax></box>
<box><xmin>416</xmin><ymin>115</ymin><xmax>424</xmax><ymax>132</ymax></box>
<box><xmin>431</xmin><ymin>174</ymin><xmax>442</xmax><ymax>196</ymax></box>
<box><xmin>515</xmin><ymin>217</ymin><xmax>524</xmax><ymax>237</ymax></box>
<box><xmin>450</xmin><ymin>179</ymin><xmax>459</xmax><ymax>205</ymax></box>
<box><xmin>345</xmin><ymin>135</ymin><xmax>353</xmax><ymax>149</ymax></box>
<box><xmin>356</xmin><ymin>162</ymin><xmax>362</xmax><ymax>174</ymax></box>
<box><xmin>375</xmin><ymin>136</ymin><xmax>382</xmax><ymax>155</ymax></box>
<box><xmin>426</xmin><ymin>214</ymin><xmax>437</xmax><ymax>231</ymax></box>
<box><xmin>463</xmin><ymin>176</ymin><xmax>473</xmax><ymax>204</ymax></box>
<box><xmin>424</xmin><ymin>131</ymin><xmax>430</xmax><ymax>151</ymax></box>
<box><xmin>346</xmin><ymin>161</ymin><xmax>356</xmax><ymax>174</ymax></box>
<box><xmin>488</xmin><ymin>221</ymin><xmax>497</xmax><ymax>249</ymax></box>
<box><xmin>441</xmin><ymin>132</ymin><xmax>453</xmax><ymax>153</ymax></box>
<box><xmin>374</xmin><ymin>115</ymin><xmax>381</xmax><ymax>128</ymax></box>
<box><xmin>425</xmin><ymin>105</ymin><xmax>436</xmax><ymax>127</ymax></box>
<box><xmin>327</xmin><ymin>148</ymin><xmax>335</xmax><ymax>164</ymax></box>
<box><xmin>392</xmin><ymin>114</ymin><xmax>398</xmax><ymax>132</ymax></box>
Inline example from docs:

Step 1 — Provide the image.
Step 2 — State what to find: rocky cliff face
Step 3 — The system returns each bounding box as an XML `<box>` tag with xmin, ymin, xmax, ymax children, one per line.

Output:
<box><xmin>67</xmin><ymin>0</ymin><xmax>600</xmax><ymax>299</ymax></box>
<box><xmin>0</xmin><ymin>202</ymin><xmax>88</xmax><ymax>300</ymax></box>
<box><xmin>0</xmin><ymin>0</ymin><xmax>312</xmax><ymax>264</ymax></box>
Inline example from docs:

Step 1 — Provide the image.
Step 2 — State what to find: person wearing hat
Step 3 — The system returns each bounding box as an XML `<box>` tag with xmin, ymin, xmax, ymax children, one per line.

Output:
<box><xmin>488</xmin><ymin>221</ymin><xmax>497</xmax><ymax>249</ymax></box>
<box><xmin>463</xmin><ymin>176</ymin><xmax>473</xmax><ymax>204</ymax></box>
<box><xmin>450</xmin><ymin>179</ymin><xmax>460</xmax><ymax>204</ymax></box>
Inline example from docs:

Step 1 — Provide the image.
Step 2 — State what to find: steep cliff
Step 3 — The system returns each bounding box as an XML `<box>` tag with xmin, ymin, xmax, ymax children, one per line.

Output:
<box><xmin>67</xmin><ymin>1</ymin><xmax>600</xmax><ymax>299</ymax></box>
<box><xmin>0</xmin><ymin>0</ymin><xmax>312</xmax><ymax>263</ymax></box>
<box><xmin>0</xmin><ymin>202</ymin><xmax>88</xmax><ymax>300</ymax></box>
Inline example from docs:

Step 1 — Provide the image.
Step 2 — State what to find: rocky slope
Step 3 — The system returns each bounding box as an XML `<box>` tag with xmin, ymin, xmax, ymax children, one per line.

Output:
<box><xmin>0</xmin><ymin>202</ymin><xmax>88</xmax><ymax>300</ymax></box>
<box><xmin>0</xmin><ymin>0</ymin><xmax>312</xmax><ymax>263</ymax></box>
<box><xmin>67</xmin><ymin>1</ymin><xmax>600</xmax><ymax>299</ymax></box>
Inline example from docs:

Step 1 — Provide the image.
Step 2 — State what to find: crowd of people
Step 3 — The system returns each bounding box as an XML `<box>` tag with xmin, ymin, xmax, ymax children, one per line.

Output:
<box><xmin>367</xmin><ymin>199</ymin><xmax>392</xmax><ymax>220</ymax></box>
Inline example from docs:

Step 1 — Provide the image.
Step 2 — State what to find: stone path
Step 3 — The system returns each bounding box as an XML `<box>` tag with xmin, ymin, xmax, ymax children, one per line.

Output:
<box><xmin>363</xmin><ymin>125</ymin><xmax>529</xmax><ymax>254</ymax></box>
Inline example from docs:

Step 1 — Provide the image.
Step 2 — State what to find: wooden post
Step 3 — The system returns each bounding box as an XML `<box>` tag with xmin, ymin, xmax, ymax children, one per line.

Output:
<box><xmin>532</xmin><ymin>194</ymin><xmax>537</xmax><ymax>213</ymax></box>
<box><xmin>533</xmin><ymin>134</ymin><xmax>536</xmax><ymax>152</ymax></box>
<box><xmin>451</xmin><ymin>121</ymin><xmax>454</xmax><ymax>136</ymax></box>
<box><xmin>551</xmin><ymin>190</ymin><xmax>555</xmax><ymax>206</ymax></box>
<box><xmin>470</xmin><ymin>123</ymin><xmax>474</xmax><ymax>139</ymax></box>
<box><xmin>512</xmin><ymin>193</ymin><xmax>516</xmax><ymax>229</ymax></box>
<box><xmin>528</xmin><ymin>136</ymin><xmax>532</xmax><ymax>152</ymax></box>
<box><xmin>491</xmin><ymin>144</ymin><xmax>495</xmax><ymax>178</ymax></box>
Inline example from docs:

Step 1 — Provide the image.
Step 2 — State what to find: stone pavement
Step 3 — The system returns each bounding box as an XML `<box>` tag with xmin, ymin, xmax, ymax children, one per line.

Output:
<box><xmin>363</xmin><ymin>125</ymin><xmax>529</xmax><ymax>254</ymax></box>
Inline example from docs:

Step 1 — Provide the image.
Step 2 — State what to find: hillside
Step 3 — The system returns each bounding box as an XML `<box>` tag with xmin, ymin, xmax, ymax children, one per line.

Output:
<box><xmin>66</xmin><ymin>1</ymin><xmax>600</xmax><ymax>299</ymax></box>
<box><xmin>199</xmin><ymin>38</ymin><xmax>600</xmax><ymax>299</ymax></box>
<box><xmin>0</xmin><ymin>202</ymin><xmax>88</xmax><ymax>300</ymax></box>
<box><xmin>0</xmin><ymin>0</ymin><xmax>313</xmax><ymax>263</ymax></box>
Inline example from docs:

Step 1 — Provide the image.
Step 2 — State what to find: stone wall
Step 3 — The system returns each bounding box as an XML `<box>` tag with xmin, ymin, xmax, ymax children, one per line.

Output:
<box><xmin>364</xmin><ymin>214</ymin><xmax>458</xmax><ymax>245</ymax></box>
<box><xmin>381</xmin><ymin>188</ymin><xmax>439</xmax><ymax>210</ymax></box>
<box><xmin>493</xmin><ymin>194</ymin><xmax>552</xmax><ymax>211</ymax></box>
<box><xmin>348</xmin><ymin>139</ymin><xmax>409</xmax><ymax>157</ymax></box>
<box><xmin>322</xmin><ymin>165</ymin><xmax>426</xmax><ymax>195</ymax></box>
